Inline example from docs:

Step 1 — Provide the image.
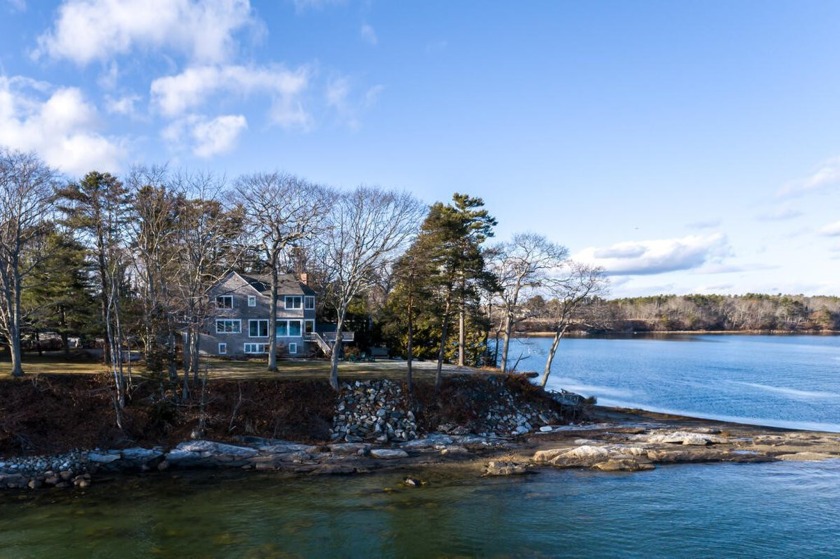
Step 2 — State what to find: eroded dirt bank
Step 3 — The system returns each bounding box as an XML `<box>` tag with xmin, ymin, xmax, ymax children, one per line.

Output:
<box><xmin>1</xmin><ymin>374</ymin><xmax>838</xmax><ymax>490</ymax></box>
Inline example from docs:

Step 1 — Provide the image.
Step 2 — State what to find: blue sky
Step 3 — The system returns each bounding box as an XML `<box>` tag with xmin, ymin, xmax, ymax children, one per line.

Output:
<box><xmin>1</xmin><ymin>0</ymin><xmax>839</xmax><ymax>297</ymax></box>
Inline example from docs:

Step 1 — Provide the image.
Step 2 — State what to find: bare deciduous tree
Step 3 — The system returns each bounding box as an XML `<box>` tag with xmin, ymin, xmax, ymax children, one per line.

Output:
<box><xmin>541</xmin><ymin>261</ymin><xmax>607</xmax><ymax>388</ymax></box>
<box><xmin>316</xmin><ymin>186</ymin><xmax>425</xmax><ymax>390</ymax></box>
<box><xmin>491</xmin><ymin>233</ymin><xmax>568</xmax><ymax>372</ymax></box>
<box><xmin>0</xmin><ymin>149</ymin><xmax>57</xmax><ymax>377</ymax></box>
<box><xmin>237</xmin><ymin>173</ymin><xmax>331</xmax><ymax>371</ymax></box>
<box><xmin>173</xmin><ymin>171</ymin><xmax>245</xmax><ymax>386</ymax></box>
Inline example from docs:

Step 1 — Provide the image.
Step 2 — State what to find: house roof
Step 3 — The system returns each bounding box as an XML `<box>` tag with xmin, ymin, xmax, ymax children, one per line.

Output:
<box><xmin>238</xmin><ymin>272</ymin><xmax>316</xmax><ymax>296</ymax></box>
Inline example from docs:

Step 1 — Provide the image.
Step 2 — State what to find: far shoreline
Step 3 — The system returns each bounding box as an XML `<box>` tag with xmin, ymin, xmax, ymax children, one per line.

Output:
<box><xmin>518</xmin><ymin>330</ymin><xmax>840</xmax><ymax>338</ymax></box>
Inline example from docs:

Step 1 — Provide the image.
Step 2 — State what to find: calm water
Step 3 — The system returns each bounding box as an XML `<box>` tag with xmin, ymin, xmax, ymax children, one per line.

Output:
<box><xmin>1</xmin><ymin>461</ymin><xmax>839</xmax><ymax>558</ymax></box>
<box><xmin>506</xmin><ymin>335</ymin><xmax>840</xmax><ymax>432</ymax></box>
<box><xmin>1</xmin><ymin>336</ymin><xmax>838</xmax><ymax>557</ymax></box>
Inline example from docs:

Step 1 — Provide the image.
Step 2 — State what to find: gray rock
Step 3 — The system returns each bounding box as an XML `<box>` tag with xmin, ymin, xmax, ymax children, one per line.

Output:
<box><xmin>87</xmin><ymin>452</ymin><xmax>121</xmax><ymax>464</ymax></box>
<box><xmin>370</xmin><ymin>449</ymin><xmax>409</xmax><ymax>459</ymax></box>
<box><xmin>484</xmin><ymin>461</ymin><xmax>530</xmax><ymax>476</ymax></box>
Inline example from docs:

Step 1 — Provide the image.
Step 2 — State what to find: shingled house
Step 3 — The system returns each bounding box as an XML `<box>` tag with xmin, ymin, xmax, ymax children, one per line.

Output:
<box><xmin>200</xmin><ymin>271</ymin><xmax>328</xmax><ymax>358</ymax></box>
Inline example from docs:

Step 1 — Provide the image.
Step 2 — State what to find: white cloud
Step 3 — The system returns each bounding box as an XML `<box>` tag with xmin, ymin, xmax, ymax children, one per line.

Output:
<box><xmin>105</xmin><ymin>94</ymin><xmax>141</xmax><ymax>116</ymax></box>
<box><xmin>0</xmin><ymin>75</ymin><xmax>124</xmax><ymax>175</ymax></box>
<box><xmin>192</xmin><ymin>115</ymin><xmax>248</xmax><ymax>157</ymax></box>
<box><xmin>150</xmin><ymin>64</ymin><xmax>310</xmax><ymax>128</ymax></box>
<box><xmin>360</xmin><ymin>23</ymin><xmax>378</xmax><ymax>46</ymax></box>
<box><xmin>779</xmin><ymin>156</ymin><xmax>840</xmax><ymax>197</ymax></box>
<box><xmin>163</xmin><ymin>114</ymin><xmax>248</xmax><ymax>158</ymax></box>
<box><xmin>575</xmin><ymin>233</ymin><xmax>729</xmax><ymax>276</ymax></box>
<box><xmin>818</xmin><ymin>221</ymin><xmax>840</xmax><ymax>237</ymax></box>
<box><xmin>35</xmin><ymin>0</ymin><xmax>257</xmax><ymax>65</ymax></box>
<box><xmin>323</xmin><ymin>76</ymin><xmax>383</xmax><ymax>128</ymax></box>
<box><xmin>325</xmin><ymin>76</ymin><xmax>350</xmax><ymax>109</ymax></box>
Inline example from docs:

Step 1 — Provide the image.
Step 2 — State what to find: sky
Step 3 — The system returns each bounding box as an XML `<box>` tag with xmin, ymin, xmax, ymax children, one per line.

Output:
<box><xmin>1</xmin><ymin>0</ymin><xmax>839</xmax><ymax>298</ymax></box>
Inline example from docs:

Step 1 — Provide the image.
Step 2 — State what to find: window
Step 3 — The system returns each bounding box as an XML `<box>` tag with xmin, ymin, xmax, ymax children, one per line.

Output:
<box><xmin>215</xmin><ymin>319</ymin><xmax>241</xmax><ymax>334</ymax></box>
<box><xmin>249</xmin><ymin>319</ymin><xmax>268</xmax><ymax>337</ymax></box>
<box><xmin>248</xmin><ymin>295</ymin><xmax>256</xmax><ymax>307</ymax></box>
<box><xmin>218</xmin><ymin>343</ymin><xmax>227</xmax><ymax>354</ymax></box>
<box><xmin>275</xmin><ymin>320</ymin><xmax>302</xmax><ymax>337</ymax></box>
<box><xmin>216</xmin><ymin>295</ymin><xmax>233</xmax><ymax>308</ymax></box>
<box><xmin>285</xmin><ymin>296</ymin><xmax>302</xmax><ymax>309</ymax></box>
<box><xmin>244</xmin><ymin>343</ymin><xmax>268</xmax><ymax>354</ymax></box>
<box><xmin>304</xmin><ymin>296</ymin><xmax>315</xmax><ymax>310</ymax></box>
<box><xmin>304</xmin><ymin>320</ymin><xmax>315</xmax><ymax>334</ymax></box>
<box><xmin>288</xmin><ymin>343</ymin><xmax>297</xmax><ymax>354</ymax></box>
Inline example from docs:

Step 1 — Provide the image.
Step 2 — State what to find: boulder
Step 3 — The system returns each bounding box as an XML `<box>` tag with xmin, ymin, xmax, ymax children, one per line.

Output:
<box><xmin>370</xmin><ymin>449</ymin><xmax>409</xmax><ymax>459</ymax></box>
<box><xmin>484</xmin><ymin>461</ymin><xmax>531</xmax><ymax>476</ymax></box>
<box><xmin>643</xmin><ymin>431</ymin><xmax>727</xmax><ymax>446</ymax></box>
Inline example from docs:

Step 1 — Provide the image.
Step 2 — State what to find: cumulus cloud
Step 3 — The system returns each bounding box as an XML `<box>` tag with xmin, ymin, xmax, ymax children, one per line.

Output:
<box><xmin>0</xmin><ymin>75</ymin><xmax>124</xmax><ymax>175</ymax></box>
<box><xmin>575</xmin><ymin>233</ymin><xmax>729</xmax><ymax>276</ymax></box>
<box><xmin>34</xmin><ymin>0</ymin><xmax>257</xmax><ymax>65</ymax></box>
<box><xmin>360</xmin><ymin>23</ymin><xmax>378</xmax><ymax>46</ymax></box>
<box><xmin>778</xmin><ymin>156</ymin><xmax>840</xmax><ymax>197</ymax></box>
<box><xmin>818</xmin><ymin>221</ymin><xmax>840</xmax><ymax>237</ymax></box>
<box><xmin>162</xmin><ymin>114</ymin><xmax>248</xmax><ymax>158</ymax></box>
<box><xmin>150</xmin><ymin>64</ymin><xmax>310</xmax><ymax>127</ymax></box>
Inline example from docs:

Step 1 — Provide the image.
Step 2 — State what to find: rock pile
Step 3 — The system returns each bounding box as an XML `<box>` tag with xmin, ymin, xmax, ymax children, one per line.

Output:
<box><xmin>331</xmin><ymin>378</ymin><xmax>568</xmax><ymax>443</ymax></box>
<box><xmin>476</xmin><ymin>384</ymin><xmax>563</xmax><ymax>437</ymax></box>
<box><xmin>0</xmin><ymin>450</ymin><xmax>90</xmax><ymax>489</ymax></box>
<box><xmin>332</xmin><ymin>380</ymin><xmax>419</xmax><ymax>443</ymax></box>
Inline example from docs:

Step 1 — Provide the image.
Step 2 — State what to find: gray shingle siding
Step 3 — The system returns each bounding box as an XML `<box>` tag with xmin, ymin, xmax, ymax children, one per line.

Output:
<box><xmin>200</xmin><ymin>271</ymin><xmax>317</xmax><ymax>357</ymax></box>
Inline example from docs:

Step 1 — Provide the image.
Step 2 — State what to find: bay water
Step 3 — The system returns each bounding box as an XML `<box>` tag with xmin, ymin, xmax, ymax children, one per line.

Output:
<box><xmin>0</xmin><ymin>335</ymin><xmax>838</xmax><ymax>557</ymax></box>
<box><xmin>507</xmin><ymin>334</ymin><xmax>840</xmax><ymax>432</ymax></box>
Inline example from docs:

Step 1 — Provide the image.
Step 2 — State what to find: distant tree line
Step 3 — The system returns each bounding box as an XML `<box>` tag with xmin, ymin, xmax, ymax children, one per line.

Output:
<box><xmin>516</xmin><ymin>293</ymin><xmax>840</xmax><ymax>334</ymax></box>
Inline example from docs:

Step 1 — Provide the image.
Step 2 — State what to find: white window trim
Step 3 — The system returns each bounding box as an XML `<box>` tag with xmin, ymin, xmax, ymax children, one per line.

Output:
<box><xmin>285</xmin><ymin>295</ymin><xmax>302</xmax><ymax>309</ymax></box>
<box><xmin>218</xmin><ymin>343</ymin><xmax>227</xmax><ymax>354</ymax></box>
<box><xmin>288</xmin><ymin>342</ymin><xmax>297</xmax><ymax>354</ymax></box>
<box><xmin>215</xmin><ymin>319</ymin><xmax>241</xmax><ymax>334</ymax></box>
<box><xmin>244</xmin><ymin>343</ymin><xmax>268</xmax><ymax>354</ymax></box>
<box><xmin>275</xmin><ymin>319</ymin><xmax>303</xmax><ymax>337</ymax></box>
<box><xmin>304</xmin><ymin>319</ymin><xmax>315</xmax><ymax>334</ymax></box>
<box><xmin>248</xmin><ymin>295</ymin><xmax>256</xmax><ymax>307</ymax></box>
<box><xmin>249</xmin><ymin>319</ymin><xmax>269</xmax><ymax>338</ymax></box>
<box><xmin>216</xmin><ymin>295</ymin><xmax>233</xmax><ymax>309</ymax></box>
<box><xmin>304</xmin><ymin>296</ymin><xmax>315</xmax><ymax>310</ymax></box>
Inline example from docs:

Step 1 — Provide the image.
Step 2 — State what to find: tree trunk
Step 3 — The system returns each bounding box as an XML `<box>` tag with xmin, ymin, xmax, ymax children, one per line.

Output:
<box><xmin>500</xmin><ymin>311</ymin><xmax>514</xmax><ymax>372</ymax></box>
<box><xmin>9</xmin><ymin>275</ymin><xmax>24</xmax><ymax>377</ymax></box>
<box><xmin>540</xmin><ymin>325</ymin><xmax>567</xmax><ymax>388</ymax></box>
<box><xmin>329</xmin><ymin>309</ymin><xmax>347</xmax><ymax>390</ymax></box>
<box><xmin>406</xmin><ymin>291</ymin><xmax>414</xmax><ymax>396</ymax></box>
<box><xmin>8</xmin><ymin>322</ymin><xmax>23</xmax><ymax>377</ymax></box>
<box><xmin>435</xmin><ymin>293</ymin><xmax>452</xmax><ymax>391</ymax></box>
<box><xmin>268</xmin><ymin>266</ymin><xmax>279</xmax><ymax>372</ymax></box>
<box><xmin>458</xmin><ymin>287</ymin><xmax>466</xmax><ymax>367</ymax></box>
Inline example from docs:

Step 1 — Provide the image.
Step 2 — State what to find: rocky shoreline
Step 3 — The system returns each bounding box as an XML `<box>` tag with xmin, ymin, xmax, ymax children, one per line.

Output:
<box><xmin>2</xmin><ymin>405</ymin><xmax>839</xmax><ymax>491</ymax></box>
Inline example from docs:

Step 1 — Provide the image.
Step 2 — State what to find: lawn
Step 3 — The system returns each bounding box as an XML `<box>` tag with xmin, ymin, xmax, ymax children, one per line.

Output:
<box><xmin>0</xmin><ymin>351</ymin><xmax>486</xmax><ymax>381</ymax></box>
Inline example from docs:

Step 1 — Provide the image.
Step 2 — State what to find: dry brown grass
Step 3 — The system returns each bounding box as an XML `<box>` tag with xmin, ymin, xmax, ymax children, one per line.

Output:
<box><xmin>0</xmin><ymin>351</ymin><xmax>496</xmax><ymax>383</ymax></box>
